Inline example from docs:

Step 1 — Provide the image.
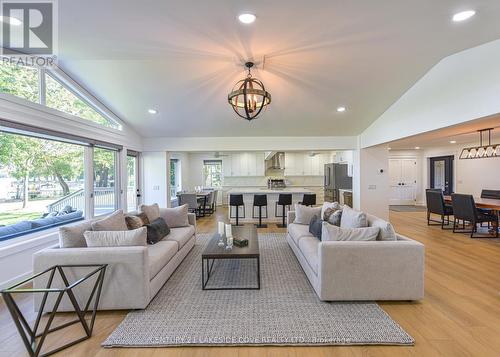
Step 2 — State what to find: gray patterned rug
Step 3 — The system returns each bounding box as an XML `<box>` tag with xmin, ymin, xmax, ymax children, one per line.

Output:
<box><xmin>103</xmin><ymin>233</ymin><xmax>414</xmax><ymax>347</ymax></box>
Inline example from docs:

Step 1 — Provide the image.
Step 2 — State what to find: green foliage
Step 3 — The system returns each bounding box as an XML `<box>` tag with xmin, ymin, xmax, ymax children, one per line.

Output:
<box><xmin>0</xmin><ymin>62</ymin><xmax>39</xmax><ymax>102</ymax></box>
<box><xmin>0</xmin><ymin>211</ymin><xmax>42</xmax><ymax>225</ymax></box>
<box><xmin>93</xmin><ymin>148</ymin><xmax>115</xmax><ymax>187</ymax></box>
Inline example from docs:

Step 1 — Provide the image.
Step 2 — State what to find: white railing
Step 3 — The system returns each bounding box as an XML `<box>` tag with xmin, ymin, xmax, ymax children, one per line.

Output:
<box><xmin>46</xmin><ymin>189</ymin><xmax>85</xmax><ymax>212</ymax></box>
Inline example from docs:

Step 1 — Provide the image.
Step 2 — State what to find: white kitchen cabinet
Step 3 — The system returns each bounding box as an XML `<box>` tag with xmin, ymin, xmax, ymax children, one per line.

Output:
<box><xmin>285</xmin><ymin>152</ymin><xmax>326</xmax><ymax>176</ymax></box>
<box><xmin>223</xmin><ymin>152</ymin><xmax>266</xmax><ymax>177</ymax></box>
<box><xmin>255</xmin><ymin>152</ymin><xmax>265</xmax><ymax>176</ymax></box>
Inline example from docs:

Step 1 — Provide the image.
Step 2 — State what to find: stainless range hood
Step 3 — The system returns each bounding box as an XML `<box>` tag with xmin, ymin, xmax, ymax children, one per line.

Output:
<box><xmin>266</xmin><ymin>152</ymin><xmax>285</xmax><ymax>170</ymax></box>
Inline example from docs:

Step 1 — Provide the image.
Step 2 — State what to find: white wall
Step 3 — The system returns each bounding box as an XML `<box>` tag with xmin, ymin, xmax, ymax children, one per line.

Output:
<box><xmin>357</xmin><ymin>145</ymin><xmax>390</xmax><ymax>220</ymax></box>
<box><xmin>360</xmin><ymin>39</ymin><xmax>500</xmax><ymax>148</ymax></box>
<box><xmin>142</xmin><ymin>152</ymin><xmax>168</xmax><ymax>207</ymax></box>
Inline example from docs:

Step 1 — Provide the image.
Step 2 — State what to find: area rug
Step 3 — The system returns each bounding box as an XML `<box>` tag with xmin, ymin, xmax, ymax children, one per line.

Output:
<box><xmin>103</xmin><ymin>233</ymin><xmax>414</xmax><ymax>347</ymax></box>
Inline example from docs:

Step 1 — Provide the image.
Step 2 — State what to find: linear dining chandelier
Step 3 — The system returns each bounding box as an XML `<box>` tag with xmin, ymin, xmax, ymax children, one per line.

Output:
<box><xmin>459</xmin><ymin>128</ymin><xmax>500</xmax><ymax>159</ymax></box>
<box><xmin>228</xmin><ymin>61</ymin><xmax>271</xmax><ymax>121</ymax></box>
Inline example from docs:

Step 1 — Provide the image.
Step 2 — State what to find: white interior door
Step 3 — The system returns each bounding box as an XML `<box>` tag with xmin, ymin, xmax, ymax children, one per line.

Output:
<box><xmin>389</xmin><ymin>158</ymin><xmax>417</xmax><ymax>205</ymax></box>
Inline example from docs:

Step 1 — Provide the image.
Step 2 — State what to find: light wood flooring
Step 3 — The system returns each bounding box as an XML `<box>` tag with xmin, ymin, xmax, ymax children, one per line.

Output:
<box><xmin>1</xmin><ymin>207</ymin><xmax>500</xmax><ymax>357</ymax></box>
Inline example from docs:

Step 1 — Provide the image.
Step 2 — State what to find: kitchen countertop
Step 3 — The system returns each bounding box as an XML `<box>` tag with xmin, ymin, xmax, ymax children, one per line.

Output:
<box><xmin>226</xmin><ymin>187</ymin><xmax>314</xmax><ymax>194</ymax></box>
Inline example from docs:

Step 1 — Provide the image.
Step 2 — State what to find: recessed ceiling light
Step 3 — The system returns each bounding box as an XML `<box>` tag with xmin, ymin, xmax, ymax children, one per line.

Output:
<box><xmin>452</xmin><ymin>10</ymin><xmax>476</xmax><ymax>22</ymax></box>
<box><xmin>238</xmin><ymin>13</ymin><xmax>256</xmax><ymax>24</ymax></box>
<box><xmin>148</xmin><ymin>109</ymin><xmax>158</xmax><ymax>114</ymax></box>
<box><xmin>450</xmin><ymin>140</ymin><xmax>457</xmax><ymax>144</ymax></box>
<box><xmin>415</xmin><ymin>146</ymin><xmax>420</xmax><ymax>150</ymax></box>
<box><xmin>0</xmin><ymin>16</ymin><xmax>22</xmax><ymax>26</ymax></box>
<box><xmin>337</xmin><ymin>106</ymin><xmax>346</xmax><ymax>112</ymax></box>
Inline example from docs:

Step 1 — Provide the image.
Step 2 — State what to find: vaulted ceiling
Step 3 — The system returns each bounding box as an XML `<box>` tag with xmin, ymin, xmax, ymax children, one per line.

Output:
<box><xmin>57</xmin><ymin>0</ymin><xmax>500</xmax><ymax>137</ymax></box>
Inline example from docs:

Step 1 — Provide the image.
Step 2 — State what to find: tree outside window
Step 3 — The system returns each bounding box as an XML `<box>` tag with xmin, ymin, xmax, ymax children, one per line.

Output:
<box><xmin>203</xmin><ymin>160</ymin><xmax>222</xmax><ymax>188</ymax></box>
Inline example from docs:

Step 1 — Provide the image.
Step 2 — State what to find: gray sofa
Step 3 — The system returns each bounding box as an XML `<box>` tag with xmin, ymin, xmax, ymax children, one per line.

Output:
<box><xmin>33</xmin><ymin>208</ymin><xmax>196</xmax><ymax>311</ymax></box>
<box><xmin>287</xmin><ymin>211</ymin><xmax>425</xmax><ymax>301</ymax></box>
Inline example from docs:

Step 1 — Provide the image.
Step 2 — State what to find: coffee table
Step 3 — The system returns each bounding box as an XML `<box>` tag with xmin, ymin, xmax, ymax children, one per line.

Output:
<box><xmin>201</xmin><ymin>225</ymin><xmax>260</xmax><ymax>290</ymax></box>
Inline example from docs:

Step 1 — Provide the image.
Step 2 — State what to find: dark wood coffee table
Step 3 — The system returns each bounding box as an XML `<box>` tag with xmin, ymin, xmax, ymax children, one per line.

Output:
<box><xmin>201</xmin><ymin>225</ymin><xmax>260</xmax><ymax>290</ymax></box>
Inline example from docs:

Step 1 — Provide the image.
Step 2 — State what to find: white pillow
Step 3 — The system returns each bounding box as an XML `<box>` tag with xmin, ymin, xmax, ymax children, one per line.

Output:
<box><xmin>340</xmin><ymin>205</ymin><xmax>367</xmax><ymax>228</ymax></box>
<box><xmin>91</xmin><ymin>209</ymin><xmax>128</xmax><ymax>231</ymax></box>
<box><xmin>139</xmin><ymin>203</ymin><xmax>160</xmax><ymax>222</ymax></box>
<box><xmin>366</xmin><ymin>213</ymin><xmax>397</xmax><ymax>241</ymax></box>
<box><xmin>160</xmin><ymin>204</ymin><xmax>189</xmax><ymax>228</ymax></box>
<box><xmin>321</xmin><ymin>202</ymin><xmax>341</xmax><ymax>221</ymax></box>
<box><xmin>293</xmin><ymin>204</ymin><xmax>322</xmax><ymax>225</ymax></box>
<box><xmin>322</xmin><ymin>223</ymin><xmax>379</xmax><ymax>242</ymax></box>
<box><xmin>84</xmin><ymin>227</ymin><xmax>147</xmax><ymax>247</ymax></box>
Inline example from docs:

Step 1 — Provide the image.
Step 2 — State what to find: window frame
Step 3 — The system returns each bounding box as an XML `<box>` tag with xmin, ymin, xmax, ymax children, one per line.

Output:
<box><xmin>203</xmin><ymin>160</ymin><xmax>222</xmax><ymax>188</ymax></box>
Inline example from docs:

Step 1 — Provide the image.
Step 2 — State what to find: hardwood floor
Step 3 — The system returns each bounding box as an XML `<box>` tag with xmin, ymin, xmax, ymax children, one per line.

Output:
<box><xmin>1</xmin><ymin>207</ymin><xmax>500</xmax><ymax>356</ymax></box>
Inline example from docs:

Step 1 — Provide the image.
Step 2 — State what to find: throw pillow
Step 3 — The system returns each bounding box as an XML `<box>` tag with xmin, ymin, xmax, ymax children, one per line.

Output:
<box><xmin>139</xmin><ymin>203</ymin><xmax>160</xmax><ymax>222</ymax></box>
<box><xmin>160</xmin><ymin>204</ymin><xmax>189</xmax><ymax>228</ymax></box>
<box><xmin>321</xmin><ymin>201</ymin><xmax>341</xmax><ymax>221</ymax></box>
<box><xmin>293</xmin><ymin>204</ymin><xmax>322</xmax><ymax>225</ymax></box>
<box><xmin>145</xmin><ymin>217</ymin><xmax>170</xmax><ymax>244</ymax></box>
<box><xmin>322</xmin><ymin>223</ymin><xmax>380</xmax><ymax>242</ymax></box>
<box><xmin>308</xmin><ymin>215</ymin><xmax>322</xmax><ymax>240</ymax></box>
<box><xmin>84</xmin><ymin>227</ymin><xmax>147</xmax><ymax>247</ymax></box>
<box><xmin>125</xmin><ymin>212</ymin><xmax>150</xmax><ymax>230</ymax></box>
<box><xmin>59</xmin><ymin>220</ymin><xmax>93</xmax><ymax>248</ymax></box>
<box><xmin>91</xmin><ymin>210</ymin><xmax>128</xmax><ymax>231</ymax></box>
<box><xmin>366</xmin><ymin>213</ymin><xmax>397</xmax><ymax>241</ymax></box>
<box><xmin>340</xmin><ymin>205</ymin><xmax>367</xmax><ymax>229</ymax></box>
<box><xmin>323</xmin><ymin>207</ymin><xmax>342</xmax><ymax>226</ymax></box>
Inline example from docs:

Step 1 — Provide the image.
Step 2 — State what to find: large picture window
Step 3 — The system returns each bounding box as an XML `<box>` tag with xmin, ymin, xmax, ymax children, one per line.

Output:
<box><xmin>0</xmin><ymin>131</ymin><xmax>85</xmax><ymax>240</ymax></box>
<box><xmin>93</xmin><ymin>147</ymin><xmax>117</xmax><ymax>216</ymax></box>
<box><xmin>0</xmin><ymin>62</ymin><xmax>39</xmax><ymax>103</ymax></box>
<box><xmin>203</xmin><ymin>160</ymin><xmax>222</xmax><ymax>188</ymax></box>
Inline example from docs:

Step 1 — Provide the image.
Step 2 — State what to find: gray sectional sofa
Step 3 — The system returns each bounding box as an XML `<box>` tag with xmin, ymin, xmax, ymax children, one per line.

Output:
<box><xmin>287</xmin><ymin>210</ymin><xmax>425</xmax><ymax>301</ymax></box>
<box><xmin>33</xmin><ymin>207</ymin><xmax>196</xmax><ymax>311</ymax></box>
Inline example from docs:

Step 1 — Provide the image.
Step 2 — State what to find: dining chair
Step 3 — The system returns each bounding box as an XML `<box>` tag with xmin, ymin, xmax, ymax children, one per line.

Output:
<box><xmin>425</xmin><ymin>189</ymin><xmax>453</xmax><ymax>229</ymax></box>
<box><xmin>203</xmin><ymin>191</ymin><xmax>214</xmax><ymax>215</ymax></box>
<box><xmin>451</xmin><ymin>193</ymin><xmax>498</xmax><ymax>238</ymax></box>
<box><xmin>212</xmin><ymin>190</ymin><xmax>218</xmax><ymax>212</ymax></box>
<box><xmin>481</xmin><ymin>189</ymin><xmax>500</xmax><ymax>199</ymax></box>
<box><xmin>179</xmin><ymin>193</ymin><xmax>201</xmax><ymax>218</ymax></box>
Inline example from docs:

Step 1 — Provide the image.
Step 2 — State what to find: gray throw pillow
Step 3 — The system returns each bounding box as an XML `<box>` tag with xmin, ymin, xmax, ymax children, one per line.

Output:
<box><xmin>340</xmin><ymin>205</ymin><xmax>367</xmax><ymax>229</ymax></box>
<box><xmin>91</xmin><ymin>210</ymin><xmax>128</xmax><ymax>231</ymax></box>
<box><xmin>59</xmin><ymin>220</ymin><xmax>93</xmax><ymax>248</ymax></box>
<box><xmin>145</xmin><ymin>217</ymin><xmax>170</xmax><ymax>244</ymax></box>
<box><xmin>323</xmin><ymin>207</ymin><xmax>342</xmax><ymax>226</ymax></box>
<box><xmin>308</xmin><ymin>215</ymin><xmax>322</xmax><ymax>240</ymax></box>
<box><xmin>294</xmin><ymin>204</ymin><xmax>322</xmax><ymax>225</ymax></box>
<box><xmin>84</xmin><ymin>227</ymin><xmax>147</xmax><ymax>247</ymax></box>
<box><xmin>322</xmin><ymin>223</ymin><xmax>380</xmax><ymax>242</ymax></box>
<box><xmin>160</xmin><ymin>204</ymin><xmax>189</xmax><ymax>228</ymax></box>
<box><xmin>321</xmin><ymin>202</ymin><xmax>341</xmax><ymax>221</ymax></box>
<box><xmin>139</xmin><ymin>203</ymin><xmax>160</xmax><ymax>222</ymax></box>
<box><xmin>366</xmin><ymin>213</ymin><xmax>397</xmax><ymax>241</ymax></box>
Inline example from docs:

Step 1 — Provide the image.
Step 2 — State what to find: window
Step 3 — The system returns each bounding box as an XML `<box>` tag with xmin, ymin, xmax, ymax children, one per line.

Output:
<box><xmin>203</xmin><ymin>160</ymin><xmax>222</xmax><ymax>188</ymax></box>
<box><xmin>93</xmin><ymin>147</ymin><xmax>117</xmax><ymax>216</ymax></box>
<box><xmin>127</xmin><ymin>154</ymin><xmax>139</xmax><ymax>211</ymax></box>
<box><xmin>0</xmin><ymin>131</ymin><xmax>85</xmax><ymax>241</ymax></box>
<box><xmin>45</xmin><ymin>74</ymin><xmax>120</xmax><ymax>129</ymax></box>
<box><xmin>0</xmin><ymin>62</ymin><xmax>39</xmax><ymax>103</ymax></box>
<box><xmin>170</xmin><ymin>159</ymin><xmax>181</xmax><ymax>199</ymax></box>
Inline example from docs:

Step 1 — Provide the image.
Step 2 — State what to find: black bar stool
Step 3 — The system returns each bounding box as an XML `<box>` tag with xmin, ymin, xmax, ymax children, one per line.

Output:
<box><xmin>275</xmin><ymin>193</ymin><xmax>292</xmax><ymax>228</ymax></box>
<box><xmin>299</xmin><ymin>193</ymin><xmax>316</xmax><ymax>206</ymax></box>
<box><xmin>252</xmin><ymin>194</ymin><xmax>268</xmax><ymax>228</ymax></box>
<box><xmin>229</xmin><ymin>194</ymin><xmax>245</xmax><ymax>226</ymax></box>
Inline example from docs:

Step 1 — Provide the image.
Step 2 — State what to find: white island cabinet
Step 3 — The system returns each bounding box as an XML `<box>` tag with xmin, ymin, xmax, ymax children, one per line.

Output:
<box><xmin>226</xmin><ymin>187</ymin><xmax>314</xmax><ymax>224</ymax></box>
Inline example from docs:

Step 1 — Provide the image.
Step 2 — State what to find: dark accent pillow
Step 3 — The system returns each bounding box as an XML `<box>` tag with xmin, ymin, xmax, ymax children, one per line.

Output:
<box><xmin>145</xmin><ymin>217</ymin><xmax>170</xmax><ymax>244</ymax></box>
<box><xmin>125</xmin><ymin>212</ymin><xmax>150</xmax><ymax>230</ymax></box>
<box><xmin>323</xmin><ymin>207</ymin><xmax>342</xmax><ymax>226</ymax></box>
<box><xmin>309</xmin><ymin>215</ymin><xmax>322</xmax><ymax>240</ymax></box>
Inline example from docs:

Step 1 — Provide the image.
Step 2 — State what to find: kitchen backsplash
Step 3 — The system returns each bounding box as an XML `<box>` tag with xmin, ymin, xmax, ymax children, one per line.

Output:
<box><xmin>223</xmin><ymin>176</ymin><xmax>323</xmax><ymax>187</ymax></box>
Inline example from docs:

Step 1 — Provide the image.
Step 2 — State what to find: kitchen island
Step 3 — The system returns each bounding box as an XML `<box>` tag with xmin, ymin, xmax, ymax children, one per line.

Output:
<box><xmin>226</xmin><ymin>187</ymin><xmax>315</xmax><ymax>224</ymax></box>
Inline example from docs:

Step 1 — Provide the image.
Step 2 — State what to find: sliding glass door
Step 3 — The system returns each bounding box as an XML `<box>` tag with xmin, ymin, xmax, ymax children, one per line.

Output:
<box><xmin>93</xmin><ymin>147</ymin><xmax>118</xmax><ymax>216</ymax></box>
<box><xmin>127</xmin><ymin>153</ymin><xmax>140</xmax><ymax>211</ymax></box>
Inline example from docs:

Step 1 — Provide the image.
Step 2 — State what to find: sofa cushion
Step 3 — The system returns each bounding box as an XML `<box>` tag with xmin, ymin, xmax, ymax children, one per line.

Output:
<box><xmin>160</xmin><ymin>204</ymin><xmax>189</xmax><ymax>228</ymax></box>
<box><xmin>298</xmin><ymin>236</ymin><xmax>319</xmax><ymax>274</ymax></box>
<box><xmin>84</xmin><ymin>227</ymin><xmax>147</xmax><ymax>247</ymax></box>
<box><xmin>148</xmin><ymin>240</ymin><xmax>178</xmax><ymax>278</ymax></box>
<box><xmin>165</xmin><ymin>225</ymin><xmax>195</xmax><ymax>250</ymax></box>
<box><xmin>366</xmin><ymin>213</ymin><xmax>397</xmax><ymax>241</ymax></box>
<box><xmin>294</xmin><ymin>204</ymin><xmax>322</xmax><ymax>225</ymax></box>
<box><xmin>322</xmin><ymin>223</ymin><xmax>379</xmax><ymax>242</ymax></box>
<box><xmin>340</xmin><ymin>205</ymin><xmax>367</xmax><ymax>228</ymax></box>
<box><xmin>288</xmin><ymin>223</ymin><xmax>314</xmax><ymax>246</ymax></box>
<box><xmin>59</xmin><ymin>220</ymin><xmax>93</xmax><ymax>248</ymax></box>
<box><xmin>145</xmin><ymin>217</ymin><xmax>170</xmax><ymax>244</ymax></box>
<box><xmin>125</xmin><ymin>212</ymin><xmax>150</xmax><ymax>230</ymax></box>
<box><xmin>308</xmin><ymin>215</ymin><xmax>322</xmax><ymax>240</ymax></box>
<box><xmin>91</xmin><ymin>210</ymin><xmax>128</xmax><ymax>231</ymax></box>
<box><xmin>139</xmin><ymin>203</ymin><xmax>160</xmax><ymax>222</ymax></box>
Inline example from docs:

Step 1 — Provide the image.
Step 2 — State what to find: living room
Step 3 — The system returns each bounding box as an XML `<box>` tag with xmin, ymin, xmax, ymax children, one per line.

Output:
<box><xmin>0</xmin><ymin>1</ymin><xmax>500</xmax><ymax>356</ymax></box>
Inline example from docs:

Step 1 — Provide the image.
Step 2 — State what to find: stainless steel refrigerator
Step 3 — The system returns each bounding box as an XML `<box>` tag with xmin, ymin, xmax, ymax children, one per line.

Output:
<box><xmin>324</xmin><ymin>163</ymin><xmax>352</xmax><ymax>202</ymax></box>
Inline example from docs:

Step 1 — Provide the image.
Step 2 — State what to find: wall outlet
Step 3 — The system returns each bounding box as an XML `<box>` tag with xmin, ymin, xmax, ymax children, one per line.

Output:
<box><xmin>368</xmin><ymin>184</ymin><xmax>377</xmax><ymax>190</ymax></box>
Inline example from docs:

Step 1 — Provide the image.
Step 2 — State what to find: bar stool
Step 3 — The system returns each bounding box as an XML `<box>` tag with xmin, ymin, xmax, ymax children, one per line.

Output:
<box><xmin>229</xmin><ymin>194</ymin><xmax>245</xmax><ymax>226</ymax></box>
<box><xmin>299</xmin><ymin>193</ymin><xmax>316</xmax><ymax>206</ymax></box>
<box><xmin>275</xmin><ymin>193</ymin><xmax>292</xmax><ymax>228</ymax></box>
<box><xmin>252</xmin><ymin>194</ymin><xmax>268</xmax><ymax>228</ymax></box>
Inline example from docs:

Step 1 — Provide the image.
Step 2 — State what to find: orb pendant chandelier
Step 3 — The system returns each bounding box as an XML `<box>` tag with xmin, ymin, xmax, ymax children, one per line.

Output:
<box><xmin>228</xmin><ymin>61</ymin><xmax>271</xmax><ymax>121</ymax></box>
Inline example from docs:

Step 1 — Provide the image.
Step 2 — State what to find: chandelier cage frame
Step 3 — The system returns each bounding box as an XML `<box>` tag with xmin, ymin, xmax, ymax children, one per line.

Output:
<box><xmin>459</xmin><ymin>128</ymin><xmax>500</xmax><ymax>160</ymax></box>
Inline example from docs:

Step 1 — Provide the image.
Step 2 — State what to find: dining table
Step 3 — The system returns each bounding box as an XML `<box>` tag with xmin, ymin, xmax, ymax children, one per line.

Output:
<box><xmin>177</xmin><ymin>191</ymin><xmax>212</xmax><ymax>216</ymax></box>
<box><xmin>444</xmin><ymin>195</ymin><xmax>500</xmax><ymax>234</ymax></box>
